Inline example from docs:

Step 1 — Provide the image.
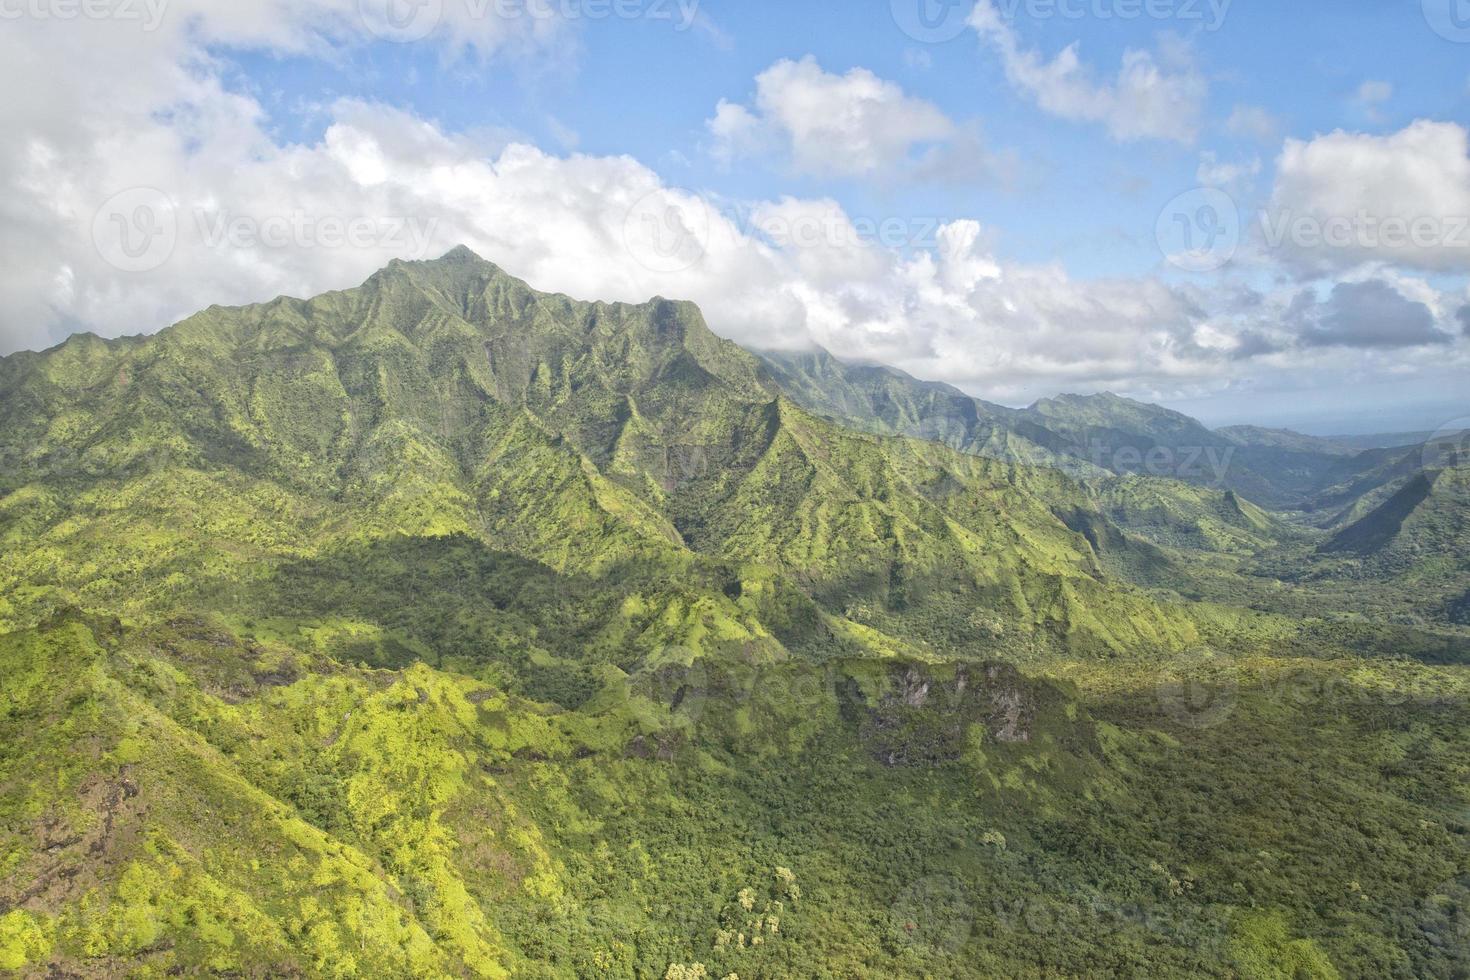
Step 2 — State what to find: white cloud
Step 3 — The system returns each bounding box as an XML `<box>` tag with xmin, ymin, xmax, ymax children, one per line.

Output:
<box><xmin>707</xmin><ymin>101</ymin><xmax>771</xmax><ymax>164</ymax></box>
<box><xmin>1290</xmin><ymin>280</ymin><xmax>1449</xmax><ymax>350</ymax></box>
<box><xmin>1355</xmin><ymin>81</ymin><xmax>1393</xmax><ymax>103</ymax></box>
<box><xmin>1226</xmin><ymin>105</ymin><xmax>1280</xmax><ymax>143</ymax></box>
<box><xmin>705</xmin><ymin>57</ymin><xmax>987</xmax><ymax>180</ymax></box>
<box><xmin>969</xmin><ymin>1</ymin><xmax>1206</xmax><ymax>144</ymax></box>
<box><xmin>1352</xmin><ymin>80</ymin><xmax>1393</xmax><ymax>122</ymax></box>
<box><xmin>0</xmin><ymin>2</ymin><xmax>1463</xmax><ymax>416</ymax></box>
<box><xmin>0</xmin><ymin>0</ymin><xmax>572</xmax><ymax>354</ymax></box>
<box><xmin>903</xmin><ymin>48</ymin><xmax>934</xmax><ymax>71</ymax></box>
<box><xmin>1196</xmin><ymin>152</ymin><xmax>1260</xmax><ymax>191</ymax></box>
<box><xmin>1266</xmin><ymin>120</ymin><xmax>1470</xmax><ymax>273</ymax></box>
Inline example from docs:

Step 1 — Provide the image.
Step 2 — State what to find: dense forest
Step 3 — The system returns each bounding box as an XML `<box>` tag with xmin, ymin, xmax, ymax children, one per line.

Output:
<box><xmin>0</xmin><ymin>249</ymin><xmax>1466</xmax><ymax>977</ymax></box>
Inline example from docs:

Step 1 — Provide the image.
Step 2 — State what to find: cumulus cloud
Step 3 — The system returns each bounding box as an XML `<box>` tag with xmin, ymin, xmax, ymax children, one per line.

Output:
<box><xmin>0</xmin><ymin>1</ymin><xmax>1464</xmax><ymax>414</ymax></box>
<box><xmin>1226</xmin><ymin>105</ymin><xmax>1281</xmax><ymax>143</ymax></box>
<box><xmin>1266</xmin><ymin>120</ymin><xmax>1470</xmax><ymax>274</ymax></box>
<box><xmin>0</xmin><ymin>0</ymin><xmax>572</xmax><ymax>355</ymax></box>
<box><xmin>968</xmin><ymin>1</ymin><xmax>1206</xmax><ymax>144</ymax></box>
<box><xmin>1352</xmin><ymin>80</ymin><xmax>1393</xmax><ymax>122</ymax></box>
<box><xmin>706</xmin><ymin>58</ymin><xmax>996</xmax><ymax>182</ymax></box>
<box><xmin>1291</xmin><ymin>280</ymin><xmax>1450</xmax><ymax>350</ymax></box>
<box><xmin>1197</xmin><ymin>152</ymin><xmax>1260</xmax><ymax>192</ymax></box>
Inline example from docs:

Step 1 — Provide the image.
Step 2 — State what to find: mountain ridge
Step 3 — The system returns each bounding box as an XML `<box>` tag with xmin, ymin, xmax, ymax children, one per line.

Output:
<box><xmin>1</xmin><ymin>248</ymin><xmax>1468</xmax><ymax>978</ymax></box>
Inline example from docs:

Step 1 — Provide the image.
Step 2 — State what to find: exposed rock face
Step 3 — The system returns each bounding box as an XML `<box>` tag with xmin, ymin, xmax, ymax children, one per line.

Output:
<box><xmin>840</xmin><ymin>661</ymin><xmax>1060</xmax><ymax>768</ymax></box>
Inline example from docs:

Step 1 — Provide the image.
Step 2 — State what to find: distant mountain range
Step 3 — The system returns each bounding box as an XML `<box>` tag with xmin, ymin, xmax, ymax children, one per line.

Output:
<box><xmin>0</xmin><ymin>249</ymin><xmax>1465</xmax><ymax>977</ymax></box>
<box><xmin>759</xmin><ymin>347</ymin><xmax>1459</xmax><ymax>514</ymax></box>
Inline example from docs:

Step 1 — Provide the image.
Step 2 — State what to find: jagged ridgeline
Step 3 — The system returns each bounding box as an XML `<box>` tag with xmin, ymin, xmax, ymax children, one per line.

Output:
<box><xmin>0</xmin><ymin>245</ymin><xmax>1231</xmax><ymax>660</ymax></box>
<box><xmin>1</xmin><ymin>249</ymin><xmax>1467</xmax><ymax>978</ymax></box>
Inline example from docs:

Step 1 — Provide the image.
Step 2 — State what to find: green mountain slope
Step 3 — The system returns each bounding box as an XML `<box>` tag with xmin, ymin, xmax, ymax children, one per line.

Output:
<box><xmin>1</xmin><ymin>249</ymin><xmax>1468</xmax><ymax>978</ymax></box>
<box><xmin>0</xmin><ymin>248</ymin><xmax>1245</xmax><ymax>663</ymax></box>
<box><xmin>759</xmin><ymin>348</ymin><xmax>1445</xmax><ymax>517</ymax></box>
<box><xmin>756</xmin><ymin>349</ymin><xmax>1099</xmax><ymax>477</ymax></box>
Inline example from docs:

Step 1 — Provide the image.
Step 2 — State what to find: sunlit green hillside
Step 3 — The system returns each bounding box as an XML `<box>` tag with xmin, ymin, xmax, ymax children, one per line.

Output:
<box><xmin>0</xmin><ymin>250</ymin><xmax>1466</xmax><ymax>978</ymax></box>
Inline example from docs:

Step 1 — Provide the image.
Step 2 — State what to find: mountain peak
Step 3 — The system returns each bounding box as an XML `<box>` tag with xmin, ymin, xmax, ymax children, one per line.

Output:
<box><xmin>438</xmin><ymin>244</ymin><xmax>483</xmax><ymax>263</ymax></box>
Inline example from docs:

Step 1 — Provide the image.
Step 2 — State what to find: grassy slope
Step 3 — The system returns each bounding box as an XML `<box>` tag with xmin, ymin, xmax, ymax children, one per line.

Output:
<box><xmin>0</xmin><ymin>250</ymin><xmax>1466</xmax><ymax>977</ymax></box>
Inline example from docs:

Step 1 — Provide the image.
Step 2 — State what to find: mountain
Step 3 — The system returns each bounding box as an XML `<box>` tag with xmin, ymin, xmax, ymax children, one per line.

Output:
<box><xmin>1325</xmin><ymin>430</ymin><xmax>1441</xmax><ymax>452</ymax></box>
<box><xmin>1311</xmin><ymin>464</ymin><xmax>1470</xmax><ymax>620</ymax></box>
<box><xmin>0</xmin><ymin>248</ymin><xmax>1245</xmax><ymax>663</ymax></box>
<box><xmin>1</xmin><ymin>250</ymin><xmax>1468</xmax><ymax>978</ymax></box>
<box><xmin>760</xmin><ymin>351</ymin><xmax>1337</xmax><ymax>509</ymax></box>
<box><xmin>756</xmin><ymin>349</ymin><xmax>1101</xmax><ymax>477</ymax></box>
<box><xmin>1022</xmin><ymin>392</ymin><xmax>1369</xmax><ymax>511</ymax></box>
<box><xmin>1215</xmin><ymin>426</ymin><xmax>1360</xmax><ymax>456</ymax></box>
<box><xmin>759</xmin><ymin>349</ymin><xmax>1458</xmax><ymax>516</ymax></box>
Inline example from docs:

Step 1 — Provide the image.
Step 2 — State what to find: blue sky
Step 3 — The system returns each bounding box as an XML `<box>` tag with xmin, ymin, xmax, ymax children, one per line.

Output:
<box><xmin>229</xmin><ymin>0</ymin><xmax>1470</xmax><ymax>275</ymax></box>
<box><xmin>2</xmin><ymin>0</ymin><xmax>1468</xmax><ymax>433</ymax></box>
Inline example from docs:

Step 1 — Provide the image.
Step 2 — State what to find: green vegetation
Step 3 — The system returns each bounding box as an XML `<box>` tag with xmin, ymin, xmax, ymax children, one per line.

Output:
<box><xmin>0</xmin><ymin>249</ymin><xmax>1466</xmax><ymax>976</ymax></box>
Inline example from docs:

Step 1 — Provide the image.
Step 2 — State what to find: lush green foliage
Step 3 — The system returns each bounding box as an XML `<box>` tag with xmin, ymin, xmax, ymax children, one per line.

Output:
<box><xmin>0</xmin><ymin>250</ymin><xmax>1466</xmax><ymax>977</ymax></box>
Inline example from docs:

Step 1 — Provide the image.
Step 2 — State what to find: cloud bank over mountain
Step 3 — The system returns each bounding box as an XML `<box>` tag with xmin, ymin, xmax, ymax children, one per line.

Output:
<box><xmin>0</xmin><ymin>0</ymin><xmax>1465</xmax><ymax>424</ymax></box>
